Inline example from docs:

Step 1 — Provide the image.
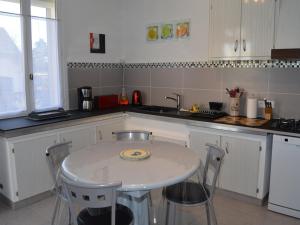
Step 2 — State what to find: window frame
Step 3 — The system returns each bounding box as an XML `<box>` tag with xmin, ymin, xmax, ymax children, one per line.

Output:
<box><xmin>0</xmin><ymin>0</ymin><xmax>64</xmax><ymax>119</ymax></box>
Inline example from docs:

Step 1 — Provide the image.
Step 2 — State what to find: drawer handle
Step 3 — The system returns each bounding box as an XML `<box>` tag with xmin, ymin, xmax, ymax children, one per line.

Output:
<box><xmin>243</xmin><ymin>39</ymin><xmax>246</xmax><ymax>52</ymax></box>
<box><xmin>225</xmin><ymin>142</ymin><xmax>229</xmax><ymax>154</ymax></box>
<box><xmin>99</xmin><ymin>130</ymin><xmax>103</xmax><ymax>140</ymax></box>
<box><xmin>234</xmin><ymin>40</ymin><xmax>238</xmax><ymax>52</ymax></box>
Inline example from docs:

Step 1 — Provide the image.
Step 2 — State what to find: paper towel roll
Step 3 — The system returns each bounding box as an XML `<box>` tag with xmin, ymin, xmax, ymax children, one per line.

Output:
<box><xmin>247</xmin><ymin>98</ymin><xmax>258</xmax><ymax>118</ymax></box>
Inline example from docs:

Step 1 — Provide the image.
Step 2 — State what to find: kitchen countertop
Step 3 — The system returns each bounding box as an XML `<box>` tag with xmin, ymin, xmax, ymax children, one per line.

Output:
<box><xmin>0</xmin><ymin>105</ymin><xmax>299</xmax><ymax>138</ymax></box>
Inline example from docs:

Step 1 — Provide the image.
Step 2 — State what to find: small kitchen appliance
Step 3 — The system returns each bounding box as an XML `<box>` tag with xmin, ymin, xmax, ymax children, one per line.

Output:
<box><xmin>132</xmin><ymin>90</ymin><xmax>142</xmax><ymax>106</ymax></box>
<box><xmin>94</xmin><ymin>95</ymin><xmax>119</xmax><ymax>110</ymax></box>
<box><xmin>78</xmin><ymin>86</ymin><xmax>93</xmax><ymax>111</ymax></box>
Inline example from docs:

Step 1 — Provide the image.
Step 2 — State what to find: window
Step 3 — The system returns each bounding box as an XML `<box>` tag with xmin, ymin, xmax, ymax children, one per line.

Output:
<box><xmin>0</xmin><ymin>0</ymin><xmax>61</xmax><ymax>118</ymax></box>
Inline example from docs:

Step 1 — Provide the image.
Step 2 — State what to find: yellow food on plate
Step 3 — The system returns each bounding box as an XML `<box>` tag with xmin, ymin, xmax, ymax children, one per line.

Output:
<box><xmin>120</xmin><ymin>149</ymin><xmax>151</xmax><ymax>161</ymax></box>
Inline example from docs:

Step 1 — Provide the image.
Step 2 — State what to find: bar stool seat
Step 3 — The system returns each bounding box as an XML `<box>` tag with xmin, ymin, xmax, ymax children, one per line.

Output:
<box><xmin>165</xmin><ymin>182</ymin><xmax>210</xmax><ymax>205</ymax></box>
<box><xmin>77</xmin><ymin>204</ymin><xmax>133</xmax><ymax>225</ymax></box>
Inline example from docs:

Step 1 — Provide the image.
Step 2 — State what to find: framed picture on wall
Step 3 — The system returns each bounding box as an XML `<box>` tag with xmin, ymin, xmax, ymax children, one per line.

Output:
<box><xmin>90</xmin><ymin>33</ymin><xmax>105</xmax><ymax>53</ymax></box>
<box><xmin>146</xmin><ymin>25</ymin><xmax>159</xmax><ymax>41</ymax></box>
<box><xmin>161</xmin><ymin>23</ymin><xmax>173</xmax><ymax>40</ymax></box>
<box><xmin>176</xmin><ymin>21</ymin><xmax>190</xmax><ymax>39</ymax></box>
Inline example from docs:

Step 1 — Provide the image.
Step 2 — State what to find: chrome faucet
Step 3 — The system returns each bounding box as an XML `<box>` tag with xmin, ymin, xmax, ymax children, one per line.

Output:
<box><xmin>165</xmin><ymin>93</ymin><xmax>181</xmax><ymax>110</ymax></box>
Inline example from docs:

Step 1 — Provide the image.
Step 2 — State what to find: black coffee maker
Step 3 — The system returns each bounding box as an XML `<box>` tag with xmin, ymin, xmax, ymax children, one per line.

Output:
<box><xmin>78</xmin><ymin>86</ymin><xmax>93</xmax><ymax>111</ymax></box>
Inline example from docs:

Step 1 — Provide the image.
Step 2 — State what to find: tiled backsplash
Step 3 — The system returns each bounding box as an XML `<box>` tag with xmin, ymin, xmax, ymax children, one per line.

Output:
<box><xmin>124</xmin><ymin>67</ymin><xmax>300</xmax><ymax>119</ymax></box>
<box><xmin>68</xmin><ymin>67</ymin><xmax>123</xmax><ymax>109</ymax></box>
<box><xmin>68</xmin><ymin>62</ymin><xmax>300</xmax><ymax>119</ymax></box>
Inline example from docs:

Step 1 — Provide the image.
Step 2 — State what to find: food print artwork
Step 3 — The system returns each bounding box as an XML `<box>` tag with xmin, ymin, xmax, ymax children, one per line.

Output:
<box><xmin>146</xmin><ymin>25</ymin><xmax>159</xmax><ymax>41</ymax></box>
<box><xmin>176</xmin><ymin>21</ymin><xmax>190</xmax><ymax>38</ymax></box>
<box><xmin>161</xmin><ymin>24</ymin><xmax>173</xmax><ymax>40</ymax></box>
<box><xmin>146</xmin><ymin>20</ymin><xmax>190</xmax><ymax>42</ymax></box>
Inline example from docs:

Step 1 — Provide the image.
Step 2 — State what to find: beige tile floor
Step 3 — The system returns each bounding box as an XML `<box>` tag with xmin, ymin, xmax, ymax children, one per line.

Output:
<box><xmin>0</xmin><ymin>192</ymin><xmax>299</xmax><ymax>225</ymax></box>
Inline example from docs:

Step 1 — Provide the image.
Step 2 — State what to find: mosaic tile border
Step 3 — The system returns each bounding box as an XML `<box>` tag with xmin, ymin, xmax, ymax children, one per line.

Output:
<box><xmin>67</xmin><ymin>62</ymin><xmax>123</xmax><ymax>69</ymax></box>
<box><xmin>124</xmin><ymin>60</ymin><xmax>300</xmax><ymax>69</ymax></box>
<box><xmin>67</xmin><ymin>60</ymin><xmax>300</xmax><ymax>69</ymax></box>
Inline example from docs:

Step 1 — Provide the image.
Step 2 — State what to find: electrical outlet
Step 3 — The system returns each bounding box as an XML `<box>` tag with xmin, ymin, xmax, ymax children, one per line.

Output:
<box><xmin>258</xmin><ymin>100</ymin><xmax>275</xmax><ymax>108</ymax></box>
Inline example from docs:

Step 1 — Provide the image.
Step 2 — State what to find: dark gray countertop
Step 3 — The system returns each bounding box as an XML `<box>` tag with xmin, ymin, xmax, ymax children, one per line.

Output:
<box><xmin>0</xmin><ymin>107</ymin><xmax>128</xmax><ymax>132</ymax></box>
<box><xmin>0</xmin><ymin>105</ymin><xmax>299</xmax><ymax>138</ymax></box>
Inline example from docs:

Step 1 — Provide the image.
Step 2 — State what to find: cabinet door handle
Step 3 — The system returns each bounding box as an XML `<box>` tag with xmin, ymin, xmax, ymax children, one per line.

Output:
<box><xmin>234</xmin><ymin>40</ymin><xmax>238</xmax><ymax>52</ymax></box>
<box><xmin>98</xmin><ymin>130</ymin><xmax>103</xmax><ymax>140</ymax></box>
<box><xmin>225</xmin><ymin>142</ymin><xmax>229</xmax><ymax>154</ymax></box>
<box><xmin>243</xmin><ymin>39</ymin><xmax>246</xmax><ymax>52</ymax></box>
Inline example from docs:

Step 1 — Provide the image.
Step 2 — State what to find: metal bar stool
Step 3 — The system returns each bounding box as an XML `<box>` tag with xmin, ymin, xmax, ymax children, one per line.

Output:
<box><xmin>46</xmin><ymin>141</ymin><xmax>72</xmax><ymax>225</ymax></box>
<box><xmin>163</xmin><ymin>144</ymin><xmax>225</xmax><ymax>225</ymax></box>
<box><xmin>113</xmin><ymin>130</ymin><xmax>154</xmax><ymax>225</ymax></box>
<box><xmin>62</xmin><ymin>176</ymin><xmax>134</xmax><ymax>225</ymax></box>
<box><xmin>112</xmin><ymin>130</ymin><xmax>152</xmax><ymax>141</ymax></box>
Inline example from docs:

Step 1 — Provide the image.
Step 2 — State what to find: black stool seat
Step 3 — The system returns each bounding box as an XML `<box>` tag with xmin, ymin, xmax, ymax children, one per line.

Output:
<box><xmin>77</xmin><ymin>204</ymin><xmax>133</xmax><ymax>225</ymax></box>
<box><xmin>165</xmin><ymin>182</ymin><xmax>210</xmax><ymax>205</ymax></box>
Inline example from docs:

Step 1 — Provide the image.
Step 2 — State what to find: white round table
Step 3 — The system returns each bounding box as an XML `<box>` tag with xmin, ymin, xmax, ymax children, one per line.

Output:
<box><xmin>62</xmin><ymin>140</ymin><xmax>200</xmax><ymax>225</ymax></box>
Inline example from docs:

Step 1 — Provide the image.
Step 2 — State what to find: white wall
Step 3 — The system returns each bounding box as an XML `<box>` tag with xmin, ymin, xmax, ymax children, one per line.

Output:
<box><xmin>61</xmin><ymin>0</ymin><xmax>122</xmax><ymax>63</ymax></box>
<box><xmin>121</xmin><ymin>0</ymin><xmax>209</xmax><ymax>63</ymax></box>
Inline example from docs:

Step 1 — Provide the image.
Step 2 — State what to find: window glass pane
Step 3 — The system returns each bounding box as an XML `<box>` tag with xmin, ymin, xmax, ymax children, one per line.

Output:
<box><xmin>31</xmin><ymin>17</ymin><xmax>61</xmax><ymax>110</ymax></box>
<box><xmin>0</xmin><ymin>0</ymin><xmax>20</xmax><ymax>14</ymax></box>
<box><xmin>0</xmin><ymin>12</ymin><xmax>26</xmax><ymax>116</ymax></box>
<box><xmin>31</xmin><ymin>0</ymin><xmax>55</xmax><ymax>19</ymax></box>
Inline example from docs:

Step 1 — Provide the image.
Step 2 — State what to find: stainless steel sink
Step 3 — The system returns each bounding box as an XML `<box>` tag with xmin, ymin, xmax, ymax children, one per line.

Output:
<box><xmin>138</xmin><ymin>105</ymin><xmax>178</xmax><ymax>113</ymax></box>
<box><xmin>137</xmin><ymin>105</ymin><xmax>192</xmax><ymax>117</ymax></box>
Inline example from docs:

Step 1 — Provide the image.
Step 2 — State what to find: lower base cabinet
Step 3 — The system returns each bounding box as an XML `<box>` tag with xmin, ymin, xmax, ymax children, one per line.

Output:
<box><xmin>219</xmin><ymin>136</ymin><xmax>261</xmax><ymax>197</ymax></box>
<box><xmin>189</xmin><ymin>127</ymin><xmax>271</xmax><ymax>199</ymax></box>
<box><xmin>0</xmin><ymin>115</ymin><xmax>126</xmax><ymax>204</ymax></box>
<box><xmin>0</xmin><ymin>114</ymin><xmax>271</xmax><ymax>205</ymax></box>
<box><xmin>10</xmin><ymin>134</ymin><xmax>58</xmax><ymax>201</ymax></box>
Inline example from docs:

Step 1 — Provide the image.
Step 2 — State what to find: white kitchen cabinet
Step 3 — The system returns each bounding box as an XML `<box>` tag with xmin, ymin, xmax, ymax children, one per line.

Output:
<box><xmin>240</xmin><ymin>0</ymin><xmax>275</xmax><ymax>58</ymax></box>
<box><xmin>219</xmin><ymin>136</ymin><xmax>261</xmax><ymax>197</ymax></box>
<box><xmin>210</xmin><ymin>0</ymin><xmax>275</xmax><ymax>59</ymax></box>
<box><xmin>189</xmin><ymin>129</ymin><xmax>221</xmax><ymax>186</ymax></box>
<box><xmin>59</xmin><ymin>126</ymin><xmax>96</xmax><ymax>152</ymax></box>
<box><xmin>124</xmin><ymin>116</ymin><xmax>189</xmax><ymax>144</ymax></box>
<box><xmin>210</xmin><ymin>0</ymin><xmax>241</xmax><ymax>58</ymax></box>
<box><xmin>274</xmin><ymin>0</ymin><xmax>300</xmax><ymax>49</ymax></box>
<box><xmin>9</xmin><ymin>134</ymin><xmax>58</xmax><ymax>201</ymax></box>
<box><xmin>188</xmin><ymin>126</ymin><xmax>271</xmax><ymax>200</ymax></box>
<box><xmin>0</xmin><ymin>114</ymin><xmax>126</xmax><ymax>205</ymax></box>
<box><xmin>96</xmin><ymin>118</ymin><xmax>125</xmax><ymax>143</ymax></box>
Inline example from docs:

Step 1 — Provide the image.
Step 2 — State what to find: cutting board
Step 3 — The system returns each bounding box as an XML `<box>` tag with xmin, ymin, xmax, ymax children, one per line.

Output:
<box><xmin>214</xmin><ymin>116</ymin><xmax>268</xmax><ymax>127</ymax></box>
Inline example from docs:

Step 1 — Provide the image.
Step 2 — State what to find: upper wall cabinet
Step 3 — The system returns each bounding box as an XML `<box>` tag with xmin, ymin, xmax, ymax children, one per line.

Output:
<box><xmin>210</xmin><ymin>0</ymin><xmax>275</xmax><ymax>59</ymax></box>
<box><xmin>274</xmin><ymin>0</ymin><xmax>300</xmax><ymax>49</ymax></box>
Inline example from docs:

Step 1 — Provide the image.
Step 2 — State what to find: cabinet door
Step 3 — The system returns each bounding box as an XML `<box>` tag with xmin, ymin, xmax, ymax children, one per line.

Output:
<box><xmin>60</xmin><ymin>127</ymin><xmax>95</xmax><ymax>152</ymax></box>
<box><xmin>219</xmin><ymin>136</ymin><xmax>261</xmax><ymax>197</ymax></box>
<box><xmin>96</xmin><ymin>118</ymin><xmax>124</xmax><ymax>142</ymax></box>
<box><xmin>275</xmin><ymin>0</ymin><xmax>300</xmax><ymax>48</ymax></box>
<box><xmin>240</xmin><ymin>0</ymin><xmax>275</xmax><ymax>58</ymax></box>
<box><xmin>12</xmin><ymin>134</ymin><xmax>57</xmax><ymax>200</ymax></box>
<box><xmin>210</xmin><ymin>0</ymin><xmax>241</xmax><ymax>58</ymax></box>
<box><xmin>189</xmin><ymin>131</ymin><xmax>220</xmax><ymax>185</ymax></box>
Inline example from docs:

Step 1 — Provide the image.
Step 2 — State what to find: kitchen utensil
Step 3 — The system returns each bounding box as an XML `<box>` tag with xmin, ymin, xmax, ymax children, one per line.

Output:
<box><xmin>229</xmin><ymin>97</ymin><xmax>240</xmax><ymax>116</ymax></box>
<box><xmin>119</xmin><ymin>87</ymin><xmax>129</xmax><ymax>105</ymax></box>
<box><xmin>132</xmin><ymin>90</ymin><xmax>142</xmax><ymax>106</ymax></box>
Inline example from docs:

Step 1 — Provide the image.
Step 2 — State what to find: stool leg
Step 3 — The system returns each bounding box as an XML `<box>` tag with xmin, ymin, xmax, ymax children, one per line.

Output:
<box><xmin>210</xmin><ymin>203</ymin><xmax>218</xmax><ymax>225</ymax></box>
<box><xmin>51</xmin><ymin>195</ymin><xmax>60</xmax><ymax>225</ymax></box>
<box><xmin>205</xmin><ymin>202</ymin><xmax>211</xmax><ymax>225</ymax></box>
<box><xmin>166</xmin><ymin>201</ymin><xmax>176</xmax><ymax>225</ymax></box>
